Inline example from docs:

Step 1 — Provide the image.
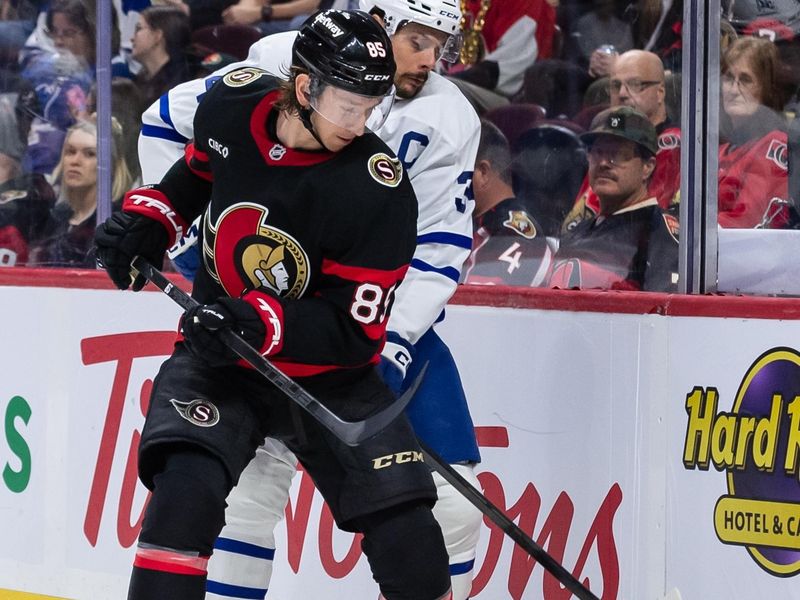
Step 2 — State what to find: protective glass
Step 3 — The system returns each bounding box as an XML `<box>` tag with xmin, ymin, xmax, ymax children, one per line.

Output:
<box><xmin>308</xmin><ymin>75</ymin><xmax>395</xmax><ymax>134</ymax></box>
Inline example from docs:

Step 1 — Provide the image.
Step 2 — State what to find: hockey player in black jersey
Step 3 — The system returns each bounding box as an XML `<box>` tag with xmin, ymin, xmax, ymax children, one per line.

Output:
<box><xmin>95</xmin><ymin>9</ymin><xmax>453</xmax><ymax>600</ymax></box>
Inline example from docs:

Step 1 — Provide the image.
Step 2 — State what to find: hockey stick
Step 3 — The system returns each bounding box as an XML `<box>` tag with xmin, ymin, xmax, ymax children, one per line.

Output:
<box><xmin>419</xmin><ymin>441</ymin><xmax>601</xmax><ymax>600</ymax></box>
<box><xmin>130</xmin><ymin>256</ymin><xmax>421</xmax><ymax>447</ymax></box>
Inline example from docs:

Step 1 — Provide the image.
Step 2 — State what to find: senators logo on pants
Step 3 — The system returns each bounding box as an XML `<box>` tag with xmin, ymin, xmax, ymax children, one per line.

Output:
<box><xmin>203</xmin><ymin>202</ymin><xmax>310</xmax><ymax>299</ymax></box>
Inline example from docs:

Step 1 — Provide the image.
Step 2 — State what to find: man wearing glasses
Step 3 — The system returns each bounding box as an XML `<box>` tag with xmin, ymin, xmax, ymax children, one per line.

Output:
<box><xmin>563</xmin><ymin>49</ymin><xmax>681</xmax><ymax>233</ymax></box>
<box><xmin>548</xmin><ymin>106</ymin><xmax>679</xmax><ymax>292</ymax></box>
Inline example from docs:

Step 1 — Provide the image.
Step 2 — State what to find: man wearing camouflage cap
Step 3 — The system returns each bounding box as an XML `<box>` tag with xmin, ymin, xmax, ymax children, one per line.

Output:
<box><xmin>546</xmin><ymin>106</ymin><xmax>680</xmax><ymax>292</ymax></box>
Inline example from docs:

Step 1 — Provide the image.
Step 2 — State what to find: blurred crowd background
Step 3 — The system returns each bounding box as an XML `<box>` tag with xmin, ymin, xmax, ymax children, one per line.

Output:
<box><xmin>0</xmin><ymin>0</ymin><xmax>797</xmax><ymax>296</ymax></box>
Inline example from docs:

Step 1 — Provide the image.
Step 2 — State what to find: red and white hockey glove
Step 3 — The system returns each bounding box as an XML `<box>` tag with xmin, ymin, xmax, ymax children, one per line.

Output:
<box><xmin>94</xmin><ymin>186</ymin><xmax>188</xmax><ymax>291</ymax></box>
<box><xmin>181</xmin><ymin>291</ymin><xmax>284</xmax><ymax>367</ymax></box>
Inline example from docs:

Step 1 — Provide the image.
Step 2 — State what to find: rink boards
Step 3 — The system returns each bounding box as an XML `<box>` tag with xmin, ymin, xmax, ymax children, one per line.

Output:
<box><xmin>0</xmin><ymin>271</ymin><xmax>799</xmax><ymax>599</ymax></box>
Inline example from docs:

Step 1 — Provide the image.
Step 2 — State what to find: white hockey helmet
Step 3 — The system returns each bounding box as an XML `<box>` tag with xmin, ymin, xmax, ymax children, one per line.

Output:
<box><xmin>358</xmin><ymin>0</ymin><xmax>463</xmax><ymax>63</ymax></box>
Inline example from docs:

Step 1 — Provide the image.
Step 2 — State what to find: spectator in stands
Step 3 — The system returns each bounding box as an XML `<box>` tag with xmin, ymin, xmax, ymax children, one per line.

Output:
<box><xmin>0</xmin><ymin>0</ymin><xmax>43</xmax><ymax>67</ymax></box>
<box><xmin>547</xmin><ymin>106</ymin><xmax>680</xmax><ymax>291</ymax></box>
<box><xmin>463</xmin><ymin>119</ymin><xmax>555</xmax><ymax>286</ymax></box>
<box><xmin>131</xmin><ymin>5</ymin><xmax>192</xmax><ymax>109</ymax></box>
<box><xmin>88</xmin><ymin>78</ymin><xmax>146</xmax><ymax>185</ymax></box>
<box><xmin>19</xmin><ymin>0</ymin><xmax>128</xmax><ymax>77</ymax></box>
<box><xmin>15</xmin><ymin>47</ymin><xmax>94</xmax><ymax>175</ymax></box>
<box><xmin>631</xmin><ymin>0</ymin><xmax>683</xmax><ymax>72</ymax></box>
<box><xmin>29</xmin><ymin>117</ymin><xmax>132</xmax><ymax>267</ymax></box>
<box><xmin>445</xmin><ymin>0</ymin><xmax>556</xmax><ymax>113</ymax></box>
<box><xmin>0</xmin><ymin>94</ymin><xmax>54</xmax><ymax>266</ymax></box>
<box><xmin>563</xmin><ymin>49</ymin><xmax>681</xmax><ymax>231</ymax></box>
<box><xmin>42</xmin><ymin>0</ymin><xmax>121</xmax><ymax>71</ymax></box>
<box><xmin>718</xmin><ymin>36</ymin><xmax>791</xmax><ymax>228</ymax></box>
<box><xmin>513</xmin><ymin>121</ymin><xmax>588</xmax><ymax>236</ymax></box>
<box><xmin>569</xmin><ymin>0</ymin><xmax>633</xmax><ymax>76</ymax></box>
<box><xmin>158</xmin><ymin>0</ymin><xmax>318</xmax><ymax>33</ymax></box>
<box><xmin>220</xmin><ymin>0</ymin><xmax>322</xmax><ymax>35</ymax></box>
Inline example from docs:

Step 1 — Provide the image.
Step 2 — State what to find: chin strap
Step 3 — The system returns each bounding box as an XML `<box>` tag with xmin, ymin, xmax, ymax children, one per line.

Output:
<box><xmin>298</xmin><ymin>106</ymin><xmax>329</xmax><ymax>151</ymax></box>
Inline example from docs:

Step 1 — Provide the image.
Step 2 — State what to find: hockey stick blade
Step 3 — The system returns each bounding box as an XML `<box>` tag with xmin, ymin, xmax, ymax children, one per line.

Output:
<box><xmin>419</xmin><ymin>440</ymin><xmax>601</xmax><ymax>600</ymax></box>
<box><xmin>130</xmin><ymin>256</ymin><xmax>418</xmax><ymax>446</ymax></box>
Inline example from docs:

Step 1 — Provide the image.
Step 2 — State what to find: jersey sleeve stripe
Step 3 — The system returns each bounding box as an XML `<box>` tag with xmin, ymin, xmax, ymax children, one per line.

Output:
<box><xmin>159</xmin><ymin>93</ymin><xmax>177</xmax><ymax>129</ymax></box>
<box><xmin>141</xmin><ymin>123</ymin><xmax>189</xmax><ymax>144</ymax></box>
<box><xmin>320</xmin><ymin>258</ymin><xmax>409</xmax><ymax>287</ymax></box>
<box><xmin>417</xmin><ymin>231</ymin><xmax>473</xmax><ymax>249</ymax></box>
<box><xmin>184</xmin><ymin>142</ymin><xmax>213</xmax><ymax>182</ymax></box>
<box><xmin>409</xmin><ymin>258</ymin><xmax>461</xmax><ymax>283</ymax></box>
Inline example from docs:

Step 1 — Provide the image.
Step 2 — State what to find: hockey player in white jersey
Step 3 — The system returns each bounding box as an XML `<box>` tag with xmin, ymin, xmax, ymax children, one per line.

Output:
<box><xmin>138</xmin><ymin>3</ymin><xmax>482</xmax><ymax>598</ymax></box>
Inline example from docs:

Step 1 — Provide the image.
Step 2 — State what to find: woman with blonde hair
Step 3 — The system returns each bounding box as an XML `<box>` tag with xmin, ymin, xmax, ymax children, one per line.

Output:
<box><xmin>30</xmin><ymin>116</ymin><xmax>132</xmax><ymax>267</ymax></box>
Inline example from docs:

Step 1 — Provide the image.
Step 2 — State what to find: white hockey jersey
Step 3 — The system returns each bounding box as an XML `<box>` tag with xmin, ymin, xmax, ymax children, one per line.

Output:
<box><xmin>138</xmin><ymin>32</ymin><xmax>480</xmax><ymax>347</ymax></box>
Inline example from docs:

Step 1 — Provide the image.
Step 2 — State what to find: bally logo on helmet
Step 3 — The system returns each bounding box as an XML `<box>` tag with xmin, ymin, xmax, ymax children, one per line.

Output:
<box><xmin>314</xmin><ymin>13</ymin><xmax>344</xmax><ymax>37</ymax></box>
<box><xmin>368</xmin><ymin>153</ymin><xmax>403</xmax><ymax>188</ymax></box>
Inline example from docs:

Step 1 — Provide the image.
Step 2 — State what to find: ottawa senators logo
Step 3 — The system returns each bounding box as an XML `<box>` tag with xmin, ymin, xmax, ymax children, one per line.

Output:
<box><xmin>662</xmin><ymin>213</ymin><xmax>680</xmax><ymax>242</ymax></box>
<box><xmin>222</xmin><ymin>67</ymin><xmax>264</xmax><ymax>88</ymax></box>
<box><xmin>202</xmin><ymin>203</ymin><xmax>310</xmax><ymax>299</ymax></box>
<box><xmin>502</xmin><ymin>210</ymin><xmax>538</xmax><ymax>239</ymax></box>
<box><xmin>766</xmin><ymin>139</ymin><xmax>788</xmax><ymax>171</ymax></box>
<box><xmin>368</xmin><ymin>153</ymin><xmax>403</xmax><ymax>187</ymax></box>
<box><xmin>169</xmin><ymin>399</ymin><xmax>220</xmax><ymax>427</ymax></box>
<box><xmin>658</xmin><ymin>132</ymin><xmax>680</xmax><ymax>150</ymax></box>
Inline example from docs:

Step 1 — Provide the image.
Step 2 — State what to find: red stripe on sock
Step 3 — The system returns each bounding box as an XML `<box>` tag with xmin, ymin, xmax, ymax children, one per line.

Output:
<box><xmin>133</xmin><ymin>548</ymin><xmax>209</xmax><ymax>576</ymax></box>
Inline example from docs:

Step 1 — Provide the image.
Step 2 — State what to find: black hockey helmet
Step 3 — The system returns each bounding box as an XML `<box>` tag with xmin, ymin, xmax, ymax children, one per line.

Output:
<box><xmin>293</xmin><ymin>9</ymin><xmax>396</xmax><ymax>98</ymax></box>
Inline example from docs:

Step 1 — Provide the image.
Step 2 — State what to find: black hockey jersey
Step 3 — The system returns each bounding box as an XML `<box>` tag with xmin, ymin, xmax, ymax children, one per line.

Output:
<box><xmin>151</xmin><ymin>68</ymin><xmax>418</xmax><ymax>377</ymax></box>
<box><xmin>462</xmin><ymin>197</ymin><xmax>555</xmax><ymax>286</ymax></box>
<box><xmin>547</xmin><ymin>199</ymin><xmax>679</xmax><ymax>292</ymax></box>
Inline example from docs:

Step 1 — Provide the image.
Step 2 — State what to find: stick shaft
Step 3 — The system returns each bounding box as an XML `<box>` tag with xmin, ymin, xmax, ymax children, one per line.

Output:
<box><xmin>419</xmin><ymin>441</ymin><xmax>600</xmax><ymax>600</ymax></box>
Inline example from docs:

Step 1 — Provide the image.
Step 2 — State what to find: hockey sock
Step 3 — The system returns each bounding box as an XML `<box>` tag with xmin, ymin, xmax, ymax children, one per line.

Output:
<box><xmin>128</xmin><ymin>545</ymin><xmax>209</xmax><ymax>599</ymax></box>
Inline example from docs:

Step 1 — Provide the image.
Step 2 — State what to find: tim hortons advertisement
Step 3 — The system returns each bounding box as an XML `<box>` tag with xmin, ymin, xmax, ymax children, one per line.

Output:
<box><xmin>0</xmin><ymin>282</ymin><xmax>799</xmax><ymax>599</ymax></box>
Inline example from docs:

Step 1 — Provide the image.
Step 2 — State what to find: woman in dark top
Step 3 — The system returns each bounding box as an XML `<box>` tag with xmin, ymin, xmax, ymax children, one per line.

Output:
<box><xmin>131</xmin><ymin>5</ymin><xmax>192</xmax><ymax>109</ymax></box>
<box><xmin>30</xmin><ymin>117</ymin><xmax>132</xmax><ymax>267</ymax></box>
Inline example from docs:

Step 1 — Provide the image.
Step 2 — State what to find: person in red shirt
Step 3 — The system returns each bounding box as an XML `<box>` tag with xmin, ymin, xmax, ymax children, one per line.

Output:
<box><xmin>562</xmin><ymin>49</ymin><xmax>681</xmax><ymax>232</ymax></box>
<box><xmin>718</xmin><ymin>36</ymin><xmax>790</xmax><ymax>228</ymax></box>
<box><xmin>446</xmin><ymin>0</ymin><xmax>556</xmax><ymax>112</ymax></box>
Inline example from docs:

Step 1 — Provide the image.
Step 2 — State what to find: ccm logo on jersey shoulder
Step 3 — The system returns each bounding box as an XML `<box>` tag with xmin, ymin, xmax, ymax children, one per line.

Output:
<box><xmin>368</xmin><ymin>153</ymin><xmax>403</xmax><ymax>188</ymax></box>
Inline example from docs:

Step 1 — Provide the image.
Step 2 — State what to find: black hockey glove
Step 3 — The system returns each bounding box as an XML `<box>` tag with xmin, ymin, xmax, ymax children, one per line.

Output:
<box><xmin>181</xmin><ymin>297</ymin><xmax>267</xmax><ymax>367</ymax></box>
<box><xmin>95</xmin><ymin>212</ymin><xmax>169</xmax><ymax>291</ymax></box>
